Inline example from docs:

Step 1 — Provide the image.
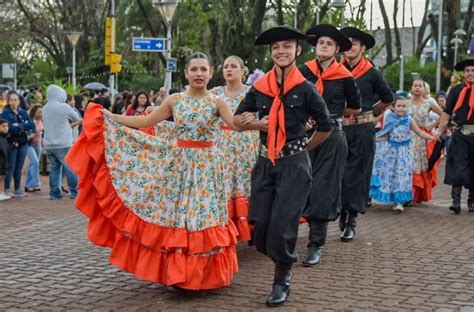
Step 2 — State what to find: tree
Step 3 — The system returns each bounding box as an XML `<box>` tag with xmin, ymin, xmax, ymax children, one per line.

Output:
<box><xmin>415</xmin><ymin>0</ymin><xmax>431</xmax><ymax>59</ymax></box>
<box><xmin>378</xmin><ymin>0</ymin><xmax>395</xmax><ymax>66</ymax></box>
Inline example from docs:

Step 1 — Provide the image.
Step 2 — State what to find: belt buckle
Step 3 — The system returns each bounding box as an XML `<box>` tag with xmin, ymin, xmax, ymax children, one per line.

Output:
<box><xmin>342</xmin><ymin>116</ymin><xmax>353</xmax><ymax>126</ymax></box>
<box><xmin>463</xmin><ymin>128</ymin><xmax>474</xmax><ymax>136</ymax></box>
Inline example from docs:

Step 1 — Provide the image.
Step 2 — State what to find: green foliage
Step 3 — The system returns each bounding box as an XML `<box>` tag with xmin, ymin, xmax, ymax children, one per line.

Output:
<box><xmin>383</xmin><ymin>58</ymin><xmax>437</xmax><ymax>92</ymax></box>
<box><xmin>20</xmin><ymin>59</ymin><xmax>59</xmax><ymax>87</ymax></box>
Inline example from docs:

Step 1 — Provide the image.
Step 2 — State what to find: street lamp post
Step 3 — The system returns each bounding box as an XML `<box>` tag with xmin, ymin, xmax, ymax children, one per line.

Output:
<box><xmin>11</xmin><ymin>50</ymin><xmax>19</xmax><ymax>91</ymax></box>
<box><xmin>399</xmin><ymin>0</ymin><xmax>406</xmax><ymax>91</ymax></box>
<box><xmin>67</xmin><ymin>32</ymin><xmax>81</xmax><ymax>91</ymax></box>
<box><xmin>66</xmin><ymin>66</ymin><xmax>72</xmax><ymax>85</ymax></box>
<box><xmin>154</xmin><ymin>0</ymin><xmax>179</xmax><ymax>96</ymax></box>
<box><xmin>411</xmin><ymin>72</ymin><xmax>420</xmax><ymax>81</ymax></box>
<box><xmin>451</xmin><ymin>29</ymin><xmax>467</xmax><ymax>68</ymax></box>
<box><xmin>331</xmin><ymin>0</ymin><xmax>346</xmax><ymax>27</ymax></box>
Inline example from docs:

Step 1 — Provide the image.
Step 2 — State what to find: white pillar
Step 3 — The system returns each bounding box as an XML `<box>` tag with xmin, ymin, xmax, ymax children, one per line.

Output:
<box><xmin>13</xmin><ymin>60</ymin><xmax>17</xmax><ymax>91</ymax></box>
<box><xmin>436</xmin><ymin>0</ymin><xmax>443</xmax><ymax>92</ymax></box>
<box><xmin>72</xmin><ymin>45</ymin><xmax>77</xmax><ymax>91</ymax></box>
<box><xmin>165</xmin><ymin>24</ymin><xmax>172</xmax><ymax>95</ymax></box>
<box><xmin>399</xmin><ymin>0</ymin><xmax>406</xmax><ymax>91</ymax></box>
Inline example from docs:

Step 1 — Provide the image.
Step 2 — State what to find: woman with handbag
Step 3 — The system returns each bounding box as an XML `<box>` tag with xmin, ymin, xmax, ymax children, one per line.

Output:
<box><xmin>1</xmin><ymin>91</ymin><xmax>35</xmax><ymax>198</ymax></box>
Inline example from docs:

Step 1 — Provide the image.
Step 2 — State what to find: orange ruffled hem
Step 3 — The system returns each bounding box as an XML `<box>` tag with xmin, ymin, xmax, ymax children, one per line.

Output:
<box><xmin>413</xmin><ymin>172</ymin><xmax>433</xmax><ymax>203</ymax></box>
<box><xmin>65</xmin><ymin>104</ymin><xmax>239</xmax><ymax>290</ymax></box>
<box><xmin>412</xmin><ymin>134</ymin><xmax>440</xmax><ymax>203</ymax></box>
<box><xmin>227</xmin><ymin>196</ymin><xmax>252</xmax><ymax>241</ymax></box>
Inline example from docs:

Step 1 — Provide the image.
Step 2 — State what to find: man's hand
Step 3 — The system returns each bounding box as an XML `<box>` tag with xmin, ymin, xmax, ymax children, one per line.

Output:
<box><xmin>304</xmin><ymin>119</ymin><xmax>316</xmax><ymax>131</ymax></box>
<box><xmin>240</xmin><ymin>112</ymin><xmax>257</xmax><ymax>124</ymax></box>
<box><xmin>257</xmin><ymin>115</ymin><xmax>269</xmax><ymax>132</ymax></box>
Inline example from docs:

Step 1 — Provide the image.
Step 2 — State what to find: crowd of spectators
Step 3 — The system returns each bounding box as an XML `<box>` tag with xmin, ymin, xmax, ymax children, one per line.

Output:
<box><xmin>0</xmin><ymin>84</ymin><xmax>174</xmax><ymax>201</ymax></box>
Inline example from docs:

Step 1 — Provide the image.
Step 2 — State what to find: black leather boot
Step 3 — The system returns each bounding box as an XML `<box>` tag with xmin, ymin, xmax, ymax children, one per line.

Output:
<box><xmin>303</xmin><ymin>220</ymin><xmax>327</xmax><ymax>266</ymax></box>
<box><xmin>449</xmin><ymin>186</ymin><xmax>462</xmax><ymax>214</ymax></box>
<box><xmin>303</xmin><ymin>246</ymin><xmax>322</xmax><ymax>266</ymax></box>
<box><xmin>266</xmin><ymin>263</ymin><xmax>292</xmax><ymax>307</ymax></box>
<box><xmin>339</xmin><ymin>210</ymin><xmax>347</xmax><ymax>232</ymax></box>
<box><xmin>468</xmin><ymin>189</ymin><xmax>474</xmax><ymax>212</ymax></box>
<box><xmin>341</xmin><ymin>211</ymin><xmax>357</xmax><ymax>242</ymax></box>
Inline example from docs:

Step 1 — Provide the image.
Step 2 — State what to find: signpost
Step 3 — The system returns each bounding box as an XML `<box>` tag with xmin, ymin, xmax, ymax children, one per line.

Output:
<box><xmin>166</xmin><ymin>58</ymin><xmax>177</xmax><ymax>72</ymax></box>
<box><xmin>132</xmin><ymin>37</ymin><xmax>166</xmax><ymax>52</ymax></box>
<box><xmin>2</xmin><ymin>64</ymin><xmax>14</xmax><ymax>79</ymax></box>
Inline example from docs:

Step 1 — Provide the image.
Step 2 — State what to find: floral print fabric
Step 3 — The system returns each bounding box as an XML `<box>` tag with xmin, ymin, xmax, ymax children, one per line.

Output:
<box><xmin>104</xmin><ymin>92</ymin><xmax>229</xmax><ymax>232</ymax></box>
<box><xmin>407</xmin><ymin>101</ymin><xmax>431</xmax><ymax>174</ymax></box>
<box><xmin>210</xmin><ymin>86</ymin><xmax>259</xmax><ymax>197</ymax></box>
<box><xmin>370</xmin><ymin>116</ymin><xmax>414</xmax><ymax>204</ymax></box>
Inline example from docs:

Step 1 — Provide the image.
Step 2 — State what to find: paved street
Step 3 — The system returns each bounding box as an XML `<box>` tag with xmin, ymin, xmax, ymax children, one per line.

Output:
<box><xmin>2</xmin><ymin>162</ymin><xmax>474</xmax><ymax>311</ymax></box>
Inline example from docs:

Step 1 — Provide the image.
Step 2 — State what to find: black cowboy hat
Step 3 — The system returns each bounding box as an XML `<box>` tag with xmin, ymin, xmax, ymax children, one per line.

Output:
<box><xmin>254</xmin><ymin>25</ymin><xmax>308</xmax><ymax>46</ymax></box>
<box><xmin>305</xmin><ymin>24</ymin><xmax>352</xmax><ymax>52</ymax></box>
<box><xmin>340</xmin><ymin>27</ymin><xmax>376</xmax><ymax>50</ymax></box>
<box><xmin>454</xmin><ymin>59</ymin><xmax>474</xmax><ymax>71</ymax></box>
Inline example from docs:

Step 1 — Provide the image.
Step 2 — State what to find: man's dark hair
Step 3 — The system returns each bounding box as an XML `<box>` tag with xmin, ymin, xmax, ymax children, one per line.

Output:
<box><xmin>169</xmin><ymin>88</ymin><xmax>180</xmax><ymax>95</ymax></box>
<box><xmin>100</xmin><ymin>88</ymin><xmax>109</xmax><ymax>95</ymax></box>
<box><xmin>0</xmin><ymin>118</ymin><xmax>8</xmax><ymax>126</ymax></box>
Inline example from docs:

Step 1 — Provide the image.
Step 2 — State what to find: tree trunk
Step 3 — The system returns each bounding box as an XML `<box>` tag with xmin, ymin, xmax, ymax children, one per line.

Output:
<box><xmin>136</xmin><ymin>0</ymin><xmax>166</xmax><ymax>66</ymax></box>
<box><xmin>415</xmin><ymin>0</ymin><xmax>431</xmax><ymax>59</ymax></box>
<box><xmin>445</xmin><ymin>0</ymin><xmax>461</xmax><ymax>72</ymax></box>
<box><xmin>378</xmin><ymin>0</ymin><xmax>394</xmax><ymax>65</ymax></box>
<box><xmin>393</xmin><ymin>0</ymin><xmax>402</xmax><ymax>60</ymax></box>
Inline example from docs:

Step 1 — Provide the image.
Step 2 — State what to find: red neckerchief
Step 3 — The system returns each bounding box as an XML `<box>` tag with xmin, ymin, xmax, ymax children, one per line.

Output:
<box><xmin>453</xmin><ymin>82</ymin><xmax>474</xmax><ymax>120</ymax></box>
<box><xmin>304</xmin><ymin>58</ymin><xmax>353</xmax><ymax>95</ymax></box>
<box><xmin>254</xmin><ymin>65</ymin><xmax>306</xmax><ymax>165</ymax></box>
<box><xmin>342</xmin><ymin>56</ymin><xmax>373</xmax><ymax>78</ymax></box>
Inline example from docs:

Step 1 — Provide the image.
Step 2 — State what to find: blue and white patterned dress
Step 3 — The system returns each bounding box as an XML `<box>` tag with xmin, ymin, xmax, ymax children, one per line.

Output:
<box><xmin>370</xmin><ymin>112</ymin><xmax>414</xmax><ymax>204</ymax></box>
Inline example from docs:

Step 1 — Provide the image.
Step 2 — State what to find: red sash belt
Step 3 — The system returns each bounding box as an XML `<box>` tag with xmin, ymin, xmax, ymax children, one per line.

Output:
<box><xmin>177</xmin><ymin>139</ymin><xmax>214</xmax><ymax>148</ymax></box>
<box><xmin>220</xmin><ymin>125</ymin><xmax>235</xmax><ymax>131</ymax></box>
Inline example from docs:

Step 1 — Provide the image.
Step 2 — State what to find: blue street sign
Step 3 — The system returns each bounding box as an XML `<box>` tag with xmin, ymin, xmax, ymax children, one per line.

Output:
<box><xmin>167</xmin><ymin>58</ymin><xmax>177</xmax><ymax>72</ymax></box>
<box><xmin>132</xmin><ymin>37</ymin><xmax>166</xmax><ymax>52</ymax></box>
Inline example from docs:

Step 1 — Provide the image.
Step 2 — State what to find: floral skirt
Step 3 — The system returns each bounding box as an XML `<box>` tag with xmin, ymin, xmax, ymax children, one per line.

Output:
<box><xmin>65</xmin><ymin>104</ymin><xmax>238</xmax><ymax>290</ymax></box>
<box><xmin>215</xmin><ymin>127</ymin><xmax>259</xmax><ymax>241</ymax></box>
<box><xmin>370</xmin><ymin>140</ymin><xmax>413</xmax><ymax>204</ymax></box>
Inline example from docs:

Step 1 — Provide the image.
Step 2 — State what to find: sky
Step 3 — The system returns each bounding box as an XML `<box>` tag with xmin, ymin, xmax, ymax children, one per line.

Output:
<box><xmin>348</xmin><ymin>0</ymin><xmax>428</xmax><ymax>30</ymax></box>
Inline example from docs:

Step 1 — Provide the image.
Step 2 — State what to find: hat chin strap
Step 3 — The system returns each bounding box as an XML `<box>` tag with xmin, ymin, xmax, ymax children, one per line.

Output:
<box><xmin>316</xmin><ymin>50</ymin><xmax>337</xmax><ymax>65</ymax></box>
<box><xmin>276</xmin><ymin>49</ymin><xmax>298</xmax><ymax>96</ymax></box>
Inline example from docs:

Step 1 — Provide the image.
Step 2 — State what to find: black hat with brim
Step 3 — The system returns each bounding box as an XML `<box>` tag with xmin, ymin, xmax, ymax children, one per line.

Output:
<box><xmin>340</xmin><ymin>27</ymin><xmax>376</xmax><ymax>50</ymax></box>
<box><xmin>454</xmin><ymin>59</ymin><xmax>474</xmax><ymax>71</ymax></box>
<box><xmin>306</xmin><ymin>24</ymin><xmax>352</xmax><ymax>52</ymax></box>
<box><xmin>254</xmin><ymin>25</ymin><xmax>308</xmax><ymax>46</ymax></box>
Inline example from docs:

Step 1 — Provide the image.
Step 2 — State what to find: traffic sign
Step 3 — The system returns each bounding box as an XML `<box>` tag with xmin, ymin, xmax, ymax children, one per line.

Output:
<box><xmin>132</xmin><ymin>37</ymin><xmax>166</xmax><ymax>52</ymax></box>
<box><xmin>167</xmin><ymin>58</ymin><xmax>177</xmax><ymax>72</ymax></box>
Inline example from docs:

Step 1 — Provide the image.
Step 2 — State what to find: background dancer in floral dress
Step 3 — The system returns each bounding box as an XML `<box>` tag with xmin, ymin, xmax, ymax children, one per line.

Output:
<box><xmin>407</xmin><ymin>79</ymin><xmax>443</xmax><ymax>204</ymax></box>
<box><xmin>211</xmin><ymin>55</ymin><xmax>259</xmax><ymax>241</ymax></box>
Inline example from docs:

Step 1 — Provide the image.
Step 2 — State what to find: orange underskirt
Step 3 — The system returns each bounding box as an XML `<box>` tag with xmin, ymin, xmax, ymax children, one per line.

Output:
<box><xmin>412</xmin><ymin>131</ymin><xmax>441</xmax><ymax>203</ymax></box>
<box><xmin>227</xmin><ymin>196</ymin><xmax>252</xmax><ymax>241</ymax></box>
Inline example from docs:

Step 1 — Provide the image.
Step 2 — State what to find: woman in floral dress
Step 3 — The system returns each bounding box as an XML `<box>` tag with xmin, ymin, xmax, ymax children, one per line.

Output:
<box><xmin>66</xmin><ymin>52</ymin><xmax>239</xmax><ymax>290</ymax></box>
<box><xmin>210</xmin><ymin>55</ymin><xmax>259</xmax><ymax>241</ymax></box>
<box><xmin>407</xmin><ymin>79</ymin><xmax>443</xmax><ymax>203</ymax></box>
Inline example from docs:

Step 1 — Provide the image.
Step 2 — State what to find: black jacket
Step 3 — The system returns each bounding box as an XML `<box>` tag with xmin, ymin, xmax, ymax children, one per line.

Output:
<box><xmin>235</xmin><ymin>81</ymin><xmax>332</xmax><ymax>147</ymax></box>
<box><xmin>0</xmin><ymin>134</ymin><xmax>10</xmax><ymax>175</ymax></box>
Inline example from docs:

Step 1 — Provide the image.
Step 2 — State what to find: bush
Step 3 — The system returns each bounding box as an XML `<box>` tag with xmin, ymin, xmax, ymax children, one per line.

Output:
<box><xmin>382</xmin><ymin>58</ymin><xmax>437</xmax><ymax>92</ymax></box>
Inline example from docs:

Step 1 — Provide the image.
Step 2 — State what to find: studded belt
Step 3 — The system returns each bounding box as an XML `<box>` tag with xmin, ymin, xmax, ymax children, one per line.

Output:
<box><xmin>259</xmin><ymin>138</ymin><xmax>308</xmax><ymax>159</ymax></box>
<box><xmin>331</xmin><ymin>117</ymin><xmax>343</xmax><ymax>131</ymax></box>
<box><xmin>342</xmin><ymin>111</ymin><xmax>374</xmax><ymax>126</ymax></box>
<box><xmin>459</xmin><ymin>124</ymin><xmax>474</xmax><ymax>136</ymax></box>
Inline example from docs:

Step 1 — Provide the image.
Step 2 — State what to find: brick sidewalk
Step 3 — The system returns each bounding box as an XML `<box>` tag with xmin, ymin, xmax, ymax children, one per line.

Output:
<box><xmin>2</xmin><ymin>162</ymin><xmax>474</xmax><ymax>311</ymax></box>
